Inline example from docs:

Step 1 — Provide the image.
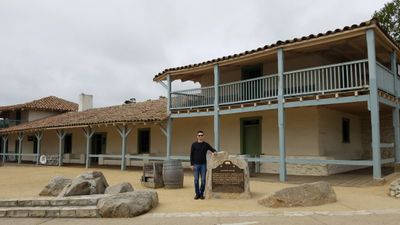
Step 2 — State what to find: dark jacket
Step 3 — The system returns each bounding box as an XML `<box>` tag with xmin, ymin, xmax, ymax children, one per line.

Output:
<box><xmin>190</xmin><ymin>141</ymin><xmax>216</xmax><ymax>166</ymax></box>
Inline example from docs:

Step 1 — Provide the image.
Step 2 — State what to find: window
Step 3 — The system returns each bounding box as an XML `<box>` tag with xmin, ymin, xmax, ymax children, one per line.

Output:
<box><xmin>16</xmin><ymin>110</ymin><xmax>21</xmax><ymax>125</ymax></box>
<box><xmin>342</xmin><ymin>118</ymin><xmax>350</xmax><ymax>143</ymax></box>
<box><xmin>138</xmin><ymin>128</ymin><xmax>150</xmax><ymax>154</ymax></box>
<box><xmin>241</xmin><ymin>64</ymin><xmax>263</xmax><ymax>80</ymax></box>
<box><xmin>64</xmin><ymin>134</ymin><xmax>72</xmax><ymax>154</ymax></box>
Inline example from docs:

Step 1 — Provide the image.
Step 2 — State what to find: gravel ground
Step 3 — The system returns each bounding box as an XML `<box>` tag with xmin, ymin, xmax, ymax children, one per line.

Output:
<box><xmin>0</xmin><ymin>164</ymin><xmax>399</xmax><ymax>214</ymax></box>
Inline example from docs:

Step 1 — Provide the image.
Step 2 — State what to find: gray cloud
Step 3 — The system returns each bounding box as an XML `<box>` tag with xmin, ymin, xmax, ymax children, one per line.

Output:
<box><xmin>0</xmin><ymin>0</ymin><xmax>388</xmax><ymax>107</ymax></box>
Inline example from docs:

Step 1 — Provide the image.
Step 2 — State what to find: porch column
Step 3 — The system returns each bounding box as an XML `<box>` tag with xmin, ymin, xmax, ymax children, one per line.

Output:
<box><xmin>392</xmin><ymin>51</ymin><xmax>400</xmax><ymax>162</ymax></box>
<box><xmin>2</xmin><ymin>135</ymin><xmax>8</xmax><ymax>164</ymax></box>
<box><xmin>17</xmin><ymin>132</ymin><xmax>24</xmax><ymax>164</ymax></box>
<box><xmin>166</xmin><ymin>74</ymin><xmax>173</xmax><ymax>159</ymax></box>
<box><xmin>166</xmin><ymin>117</ymin><xmax>173</xmax><ymax>159</ymax></box>
<box><xmin>213</xmin><ymin>64</ymin><xmax>220</xmax><ymax>151</ymax></box>
<box><xmin>366</xmin><ymin>29</ymin><xmax>381</xmax><ymax>179</ymax></box>
<box><xmin>83</xmin><ymin>127</ymin><xmax>95</xmax><ymax>168</ymax></box>
<box><xmin>277</xmin><ymin>48</ymin><xmax>286</xmax><ymax>182</ymax></box>
<box><xmin>56</xmin><ymin>129</ymin><xmax>66</xmax><ymax>166</ymax></box>
<box><xmin>116</xmin><ymin>124</ymin><xmax>133</xmax><ymax>171</ymax></box>
<box><xmin>34</xmin><ymin>131</ymin><xmax>43</xmax><ymax>165</ymax></box>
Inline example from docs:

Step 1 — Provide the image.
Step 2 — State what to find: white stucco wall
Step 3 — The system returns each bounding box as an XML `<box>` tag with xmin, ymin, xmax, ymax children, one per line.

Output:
<box><xmin>318</xmin><ymin>107</ymin><xmax>364</xmax><ymax>160</ymax></box>
<box><xmin>170</xmin><ymin>107</ymin><xmax>320</xmax><ymax>157</ymax></box>
<box><xmin>28</xmin><ymin>111</ymin><xmax>59</xmax><ymax>122</ymax></box>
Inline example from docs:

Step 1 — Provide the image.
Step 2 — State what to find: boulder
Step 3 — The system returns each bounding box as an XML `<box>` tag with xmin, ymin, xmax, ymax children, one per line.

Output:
<box><xmin>105</xmin><ymin>182</ymin><xmax>134</xmax><ymax>195</ymax></box>
<box><xmin>97</xmin><ymin>190</ymin><xmax>158</xmax><ymax>217</ymax></box>
<box><xmin>258</xmin><ymin>181</ymin><xmax>337</xmax><ymax>208</ymax></box>
<box><xmin>58</xmin><ymin>171</ymin><xmax>109</xmax><ymax>197</ymax></box>
<box><xmin>39</xmin><ymin>176</ymin><xmax>72</xmax><ymax>196</ymax></box>
<box><xmin>389</xmin><ymin>178</ymin><xmax>400</xmax><ymax>198</ymax></box>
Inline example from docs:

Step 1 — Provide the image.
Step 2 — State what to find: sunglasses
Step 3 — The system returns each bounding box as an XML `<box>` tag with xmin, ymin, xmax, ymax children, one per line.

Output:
<box><xmin>197</xmin><ymin>134</ymin><xmax>204</xmax><ymax>137</ymax></box>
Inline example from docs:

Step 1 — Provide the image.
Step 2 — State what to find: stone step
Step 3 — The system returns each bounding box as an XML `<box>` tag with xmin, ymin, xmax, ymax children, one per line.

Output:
<box><xmin>0</xmin><ymin>195</ymin><xmax>104</xmax><ymax>208</ymax></box>
<box><xmin>0</xmin><ymin>205</ymin><xmax>99</xmax><ymax>218</ymax></box>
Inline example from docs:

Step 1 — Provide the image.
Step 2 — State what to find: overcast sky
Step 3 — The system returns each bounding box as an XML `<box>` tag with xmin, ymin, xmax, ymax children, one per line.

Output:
<box><xmin>0</xmin><ymin>0</ymin><xmax>389</xmax><ymax>107</ymax></box>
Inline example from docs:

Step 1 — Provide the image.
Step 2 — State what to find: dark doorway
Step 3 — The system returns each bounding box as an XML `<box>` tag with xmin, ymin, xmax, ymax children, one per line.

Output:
<box><xmin>91</xmin><ymin>133</ymin><xmax>106</xmax><ymax>164</ymax></box>
<box><xmin>64</xmin><ymin>134</ymin><xmax>72</xmax><ymax>154</ymax></box>
<box><xmin>241</xmin><ymin>118</ymin><xmax>262</xmax><ymax>157</ymax></box>
<box><xmin>241</xmin><ymin>64</ymin><xmax>263</xmax><ymax>101</ymax></box>
<box><xmin>241</xmin><ymin>64</ymin><xmax>263</xmax><ymax>80</ymax></box>
<box><xmin>138</xmin><ymin>128</ymin><xmax>150</xmax><ymax>154</ymax></box>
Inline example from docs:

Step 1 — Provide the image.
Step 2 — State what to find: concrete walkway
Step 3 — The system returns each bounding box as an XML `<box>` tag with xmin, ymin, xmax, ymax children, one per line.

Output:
<box><xmin>1</xmin><ymin>209</ymin><xmax>400</xmax><ymax>225</ymax></box>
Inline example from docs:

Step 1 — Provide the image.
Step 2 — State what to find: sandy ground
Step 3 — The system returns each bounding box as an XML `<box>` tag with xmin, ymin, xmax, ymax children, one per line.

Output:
<box><xmin>0</xmin><ymin>164</ymin><xmax>399</xmax><ymax>213</ymax></box>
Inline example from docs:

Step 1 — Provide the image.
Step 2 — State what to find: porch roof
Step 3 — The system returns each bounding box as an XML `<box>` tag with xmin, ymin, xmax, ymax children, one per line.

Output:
<box><xmin>153</xmin><ymin>18</ymin><xmax>400</xmax><ymax>82</ymax></box>
<box><xmin>0</xmin><ymin>96</ymin><xmax>78</xmax><ymax>113</ymax></box>
<box><xmin>0</xmin><ymin>98</ymin><xmax>167</xmax><ymax>134</ymax></box>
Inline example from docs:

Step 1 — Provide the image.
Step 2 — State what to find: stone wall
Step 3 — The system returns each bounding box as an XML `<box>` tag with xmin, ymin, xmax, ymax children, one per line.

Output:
<box><xmin>259</xmin><ymin>155</ymin><xmax>366</xmax><ymax>176</ymax></box>
<box><xmin>361</xmin><ymin>110</ymin><xmax>394</xmax><ymax>159</ymax></box>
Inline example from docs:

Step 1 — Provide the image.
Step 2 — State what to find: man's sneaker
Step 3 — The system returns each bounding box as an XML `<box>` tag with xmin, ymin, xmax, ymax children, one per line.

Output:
<box><xmin>200</xmin><ymin>195</ymin><xmax>205</xmax><ymax>200</ymax></box>
<box><xmin>194</xmin><ymin>195</ymin><xmax>200</xmax><ymax>200</ymax></box>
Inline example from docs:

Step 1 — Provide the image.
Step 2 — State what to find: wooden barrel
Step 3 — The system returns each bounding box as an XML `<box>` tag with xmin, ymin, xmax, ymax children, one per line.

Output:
<box><xmin>162</xmin><ymin>159</ymin><xmax>184</xmax><ymax>189</ymax></box>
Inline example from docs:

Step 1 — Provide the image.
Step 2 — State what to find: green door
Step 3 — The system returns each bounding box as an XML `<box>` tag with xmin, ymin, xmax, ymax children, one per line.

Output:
<box><xmin>241</xmin><ymin>118</ymin><xmax>261</xmax><ymax>157</ymax></box>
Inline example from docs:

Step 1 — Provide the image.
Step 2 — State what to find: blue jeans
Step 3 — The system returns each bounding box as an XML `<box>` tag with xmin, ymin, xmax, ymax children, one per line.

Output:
<box><xmin>193</xmin><ymin>164</ymin><xmax>207</xmax><ymax>197</ymax></box>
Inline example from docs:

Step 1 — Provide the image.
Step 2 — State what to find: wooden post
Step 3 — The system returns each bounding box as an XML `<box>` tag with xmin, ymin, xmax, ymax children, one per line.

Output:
<box><xmin>277</xmin><ymin>48</ymin><xmax>286</xmax><ymax>182</ymax></box>
<box><xmin>366</xmin><ymin>29</ymin><xmax>381</xmax><ymax>179</ymax></box>
<box><xmin>391</xmin><ymin>51</ymin><xmax>400</xmax><ymax>163</ymax></box>
<box><xmin>116</xmin><ymin>124</ymin><xmax>133</xmax><ymax>171</ymax></box>
<box><xmin>34</xmin><ymin>131</ymin><xmax>43</xmax><ymax>165</ymax></box>
<box><xmin>166</xmin><ymin>74</ymin><xmax>173</xmax><ymax>159</ymax></box>
<box><xmin>17</xmin><ymin>132</ymin><xmax>24</xmax><ymax>164</ymax></box>
<box><xmin>83</xmin><ymin>127</ymin><xmax>95</xmax><ymax>168</ymax></box>
<box><xmin>214</xmin><ymin>64</ymin><xmax>220</xmax><ymax>151</ymax></box>
<box><xmin>56</xmin><ymin>129</ymin><xmax>66</xmax><ymax>166</ymax></box>
<box><xmin>1</xmin><ymin>135</ymin><xmax>8</xmax><ymax>164</ymax></box>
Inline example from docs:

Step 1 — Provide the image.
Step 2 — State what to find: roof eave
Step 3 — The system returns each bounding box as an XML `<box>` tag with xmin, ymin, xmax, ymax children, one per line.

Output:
<box><xmin>153</xmin><ymin>20</ymin><xmax>396</xmax><ymax>82</ymax></box>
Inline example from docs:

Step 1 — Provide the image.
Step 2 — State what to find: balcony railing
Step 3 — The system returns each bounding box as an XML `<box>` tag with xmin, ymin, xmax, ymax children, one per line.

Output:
<box><xmin>376</xmin><ymin>62</ymin><xmax>395</xmax><ymax>94</ymax></box>
<box><xmin>170</xmin><ymin>59</ymin><xmax>396</xmax><ymax>110</ymax></box>
<box><xmin>0</xmin><ymin>119</ymin><xmax>24</xmax><ymax>128</ymax></box>
<box><xmin>219</xmin><ymin>74</ymin><xmax>279</xmax><ymax>105</ymax></box>
<box><xmin>171</xmin><ymin>86</ymin><xmax>214</xmax><ymax>109</ymax></box>
<box><xmin>283</xmin><ymin>59</ymin><xmax>368</xmax><ymax>97</ymax></box>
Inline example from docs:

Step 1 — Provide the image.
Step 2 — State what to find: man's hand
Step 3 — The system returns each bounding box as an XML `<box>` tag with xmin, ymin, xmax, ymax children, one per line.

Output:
<box><xmin>212</xmin><ymin>152</ymin><xmax>217</xmax><ymax>156</ymax></box>
<box><xmin>190</xmin><ymin>165</ymin><xmax>194</xmax><ymax>170</ymax></box>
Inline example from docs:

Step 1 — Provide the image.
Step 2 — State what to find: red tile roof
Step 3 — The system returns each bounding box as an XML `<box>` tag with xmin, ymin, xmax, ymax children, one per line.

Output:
<box><xmin>153</xmin><ymin>18</ymin><xmax>399</xmax><ymax>81</ymax></box>
<box><xmin>0</xmin><ymin>98</ymin><xmax>167</xmax><ymax>133</ymax></box>
<box><xmin>0</xmin><ymin>96</ymin><xmax>78</xmax><ymax>112</ymax></box>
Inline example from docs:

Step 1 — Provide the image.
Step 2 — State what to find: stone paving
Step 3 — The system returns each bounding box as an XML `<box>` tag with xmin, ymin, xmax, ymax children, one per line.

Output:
<box><xmin>0</xmin><ymin>195</ymin><xmax>103</xmax><ymax>218</ymax></box>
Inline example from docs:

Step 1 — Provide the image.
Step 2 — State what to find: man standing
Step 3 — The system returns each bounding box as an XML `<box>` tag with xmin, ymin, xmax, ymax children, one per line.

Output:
<box><xmin>190</xmin><ymin>130</ymin><xmax>216</xmax><ymax>200</ymax></box>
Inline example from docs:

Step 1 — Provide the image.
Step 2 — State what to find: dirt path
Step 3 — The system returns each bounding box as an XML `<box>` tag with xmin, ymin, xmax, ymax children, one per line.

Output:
<box><xmin>0</xmin><ymin>164</ymin><xmax>399</xmax><ymax>213</ymax></box>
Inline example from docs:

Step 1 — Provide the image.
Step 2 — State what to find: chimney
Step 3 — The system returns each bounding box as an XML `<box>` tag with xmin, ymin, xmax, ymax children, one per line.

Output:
<box><xmin>79</xmin><ymin>93</ymin><xmax>93</xmax><ymax>111</ymax></box>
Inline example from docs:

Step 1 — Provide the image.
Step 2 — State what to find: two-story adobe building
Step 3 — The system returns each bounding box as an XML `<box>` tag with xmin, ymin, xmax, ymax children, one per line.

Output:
<box><xmin>154</xmin><ymin>19</ymin><xmax>400</xmax><ymax>181</ymax></box>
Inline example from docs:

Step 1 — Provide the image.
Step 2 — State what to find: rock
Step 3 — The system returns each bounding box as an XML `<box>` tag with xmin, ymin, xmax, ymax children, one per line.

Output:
<box><xmin>39</xmin><ymin>176</ymin><xmax>72</xmax><ymax>196</ymax></box>
<box><xmin>97</xmin><ymin>190</ymin><xmax>158</xmax><ymax>217</ymax></box>
<box><xmin>59</xmin><ymin>171</ymin><xmax>109</xmax><ymax>197</ymax></box>
<box><xmin>389</xmin><ymin>178</ymin><xmax>400</xmax><ymax>198</ymax></box>
<box><xmin>258</xmin><ymin>181</ymin><xmax>337</xmax><ymax>208</ymax></box>
<box><xmin>105</xmin><ymin>182</ymin><xmax>134</xmax><ymax>194</ymax></box>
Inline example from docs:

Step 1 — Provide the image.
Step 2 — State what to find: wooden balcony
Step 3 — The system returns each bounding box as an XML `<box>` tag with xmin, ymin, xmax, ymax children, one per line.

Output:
<box><xmin>0</xmin><ymin>119</ymin><xmax>24</xmax><ymax>128</ymax></box>
<box><xmin>171</xmin><ymin>59</ymin><xmax>397</xmax><ymax>110</ymax></box>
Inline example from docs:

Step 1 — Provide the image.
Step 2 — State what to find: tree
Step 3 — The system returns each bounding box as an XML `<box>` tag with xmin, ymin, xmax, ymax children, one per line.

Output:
<box><xmin>373</xmin><ymin>0</ymin><xmax>400</xmax><ymax>45</ymax></box>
